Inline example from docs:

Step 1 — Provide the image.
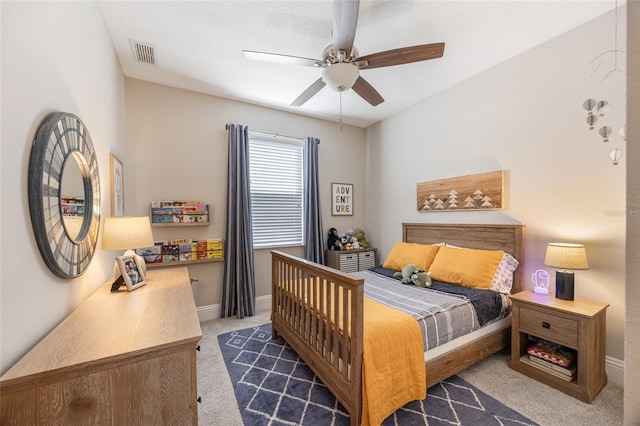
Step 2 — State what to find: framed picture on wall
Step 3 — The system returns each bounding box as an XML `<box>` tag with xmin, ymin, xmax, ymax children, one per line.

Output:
<box><xmin>331</xmin><ymin>183</ymin><xmax>353</xmax><ymax>216</ymax></box>
<box><xmin>109</xmin><ymin>153</ymin><xmax>124</xmax><ymax>216</ymax></box>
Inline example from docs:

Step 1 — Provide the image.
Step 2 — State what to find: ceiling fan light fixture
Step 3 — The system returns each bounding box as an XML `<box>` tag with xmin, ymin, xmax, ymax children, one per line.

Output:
<box><xmin>322</xmin><ymin>63</ymin><xmax>359</xmax><ymax>92</ymax></box>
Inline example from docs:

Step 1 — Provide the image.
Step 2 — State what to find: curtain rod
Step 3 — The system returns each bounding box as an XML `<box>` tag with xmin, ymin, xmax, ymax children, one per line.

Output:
<box><xmin>224</xmin><ymin>124</ymin><xmax>319</xmax><ymax>144</ymax></box>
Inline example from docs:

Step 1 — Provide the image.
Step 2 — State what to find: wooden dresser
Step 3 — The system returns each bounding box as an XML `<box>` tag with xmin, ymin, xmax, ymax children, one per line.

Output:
<box><xmin>0</xmin><ymin>268</ymin><xmax>202</xmax><ymax>425</ymax></box>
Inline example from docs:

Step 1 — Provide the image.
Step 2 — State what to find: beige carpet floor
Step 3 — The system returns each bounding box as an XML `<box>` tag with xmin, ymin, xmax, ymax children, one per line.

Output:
<box><xmin>197</xmin><ymin>309</ymin><xmax>623</xmax><ymax>425</ymax></box>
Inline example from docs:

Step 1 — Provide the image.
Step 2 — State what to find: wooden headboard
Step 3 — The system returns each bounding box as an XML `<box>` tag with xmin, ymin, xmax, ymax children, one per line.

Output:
<box><xmin>402</xmin><ymin>223</ymin><xmax>526</xmax><ymax>293</ymax></box>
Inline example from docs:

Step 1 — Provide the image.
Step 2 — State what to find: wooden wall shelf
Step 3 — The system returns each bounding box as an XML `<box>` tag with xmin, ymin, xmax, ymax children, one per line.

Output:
<box><xmin>149</xmin><ymin>202</ymin><xmax>209</xmax><ymax>226</ymax></box>
<box><xmin>151</xmin><ymin>222</ymin><xmax>210</xmax><ymax>227</ymax></box>
<box><xmin>147</xmin><ymin>258</ymin><xmax>222</xmax><ymax>268</ymax></box>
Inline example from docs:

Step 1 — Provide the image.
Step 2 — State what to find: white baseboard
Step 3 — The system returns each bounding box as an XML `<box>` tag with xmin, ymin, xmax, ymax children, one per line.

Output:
<box><xmin>197</xmin><ymin>297</ymin><xmax>625</xmax><ymax>388</ymax></box>
<box><xmin>606</xmin><ymin>355</ymin><xmax>624</xmax><ymax>387</ymax></box>
<box><xmin>196</xmin><ymin>295</ymin><xmax>272</xmax><ymax>323</ymax></box>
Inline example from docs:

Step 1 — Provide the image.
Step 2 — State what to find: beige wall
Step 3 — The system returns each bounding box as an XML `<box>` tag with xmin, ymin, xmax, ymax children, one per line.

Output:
<box><xmin>124</xmin><ymin>79</ymin><xmax>367</xmax><ymax>307</ymax></box>
<box><xmin>365</xmin><ymin>9</ymin><xmax>627</xmax><ymax>362</ymax></box>
<box><xmin>625</xmin><ymin>2</ymin><xmax>639</xmax><ymax>423</ymax></box>
<box><xmin>0</xmin><ymin>2</ymin><xmax>126</xmax><ymax>373</ymax></box>
<box><xmin>1</xmin><ymin>1</ymin><xmax>633</xmax><ymax>397</ymax></box>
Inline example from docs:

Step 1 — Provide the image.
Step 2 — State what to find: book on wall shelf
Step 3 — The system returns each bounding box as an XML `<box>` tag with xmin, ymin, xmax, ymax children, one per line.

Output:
<box><xmin>150</xmin><ymin>200</ymin><xmax>210</xmax><ymax>226</ymax></box>
<box><xmin>138</xmin><ymin>238</ymin><xmax>224</xmax><ymax>268</ymax></box>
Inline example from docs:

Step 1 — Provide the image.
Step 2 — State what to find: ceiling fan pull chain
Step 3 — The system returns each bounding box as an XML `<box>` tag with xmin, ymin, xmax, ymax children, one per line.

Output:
<box><xmin>340</xmin><ymin>91</ymin><xmax>343</xmax><ymax>131</ymax></box>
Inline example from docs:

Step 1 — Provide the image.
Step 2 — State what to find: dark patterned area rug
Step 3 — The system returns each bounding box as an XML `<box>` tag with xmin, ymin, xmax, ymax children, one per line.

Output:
<box><xmin>218</xmin><ymin>323</ymin><xmax>538</xmax><ymax>426</ymax></box>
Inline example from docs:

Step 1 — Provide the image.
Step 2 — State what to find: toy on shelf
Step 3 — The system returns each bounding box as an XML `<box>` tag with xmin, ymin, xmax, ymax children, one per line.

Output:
<box><xmin>327</xmin><ymin>228</ymin><xmax>342</xmax><ymax>251</ymax></box>
<box><xmin>355</xmin><ymin>228</ymin><xmax>368</xmax><ymax>249</ymax></box>
<box><xmin>327</xmin><ymin>227</ymin><xmax>370</xmax><ymax>251</ymax></box>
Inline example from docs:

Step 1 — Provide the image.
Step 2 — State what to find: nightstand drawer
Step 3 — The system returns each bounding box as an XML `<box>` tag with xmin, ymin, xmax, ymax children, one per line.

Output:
<box><xmin>519</xmin><ymin>306</ymin><xmax>578</xmax><ymax>348</ymax></box>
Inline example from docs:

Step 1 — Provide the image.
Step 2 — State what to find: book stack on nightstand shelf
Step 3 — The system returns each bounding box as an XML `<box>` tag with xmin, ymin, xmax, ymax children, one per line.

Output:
<box><xmin>521</xmin><ymin>341</ymin><xmax>577</xmax><ymax>381</ymax></box>
<box><xmin>509</xmin><ymin>291</ymin><xmax>609</xmax><ymax>403</ymax></box>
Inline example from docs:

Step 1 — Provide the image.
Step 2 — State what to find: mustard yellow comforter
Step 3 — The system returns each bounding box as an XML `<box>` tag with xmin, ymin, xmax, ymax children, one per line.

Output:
<box><xmin>279</xmin><ymin>278</ymin><xmax>426</xmax><ymax>425</ymax></box>
<box><xmin>361</xmin><ymin>297</ymin><xmax>426</xmax><ymax>426</ymax></box>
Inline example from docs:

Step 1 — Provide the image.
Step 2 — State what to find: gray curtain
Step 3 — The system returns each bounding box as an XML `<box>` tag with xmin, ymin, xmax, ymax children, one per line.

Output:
<box><xmin>222</xmin><ymin>124</ymin><xmax>255</xmax><ymax>318</ymax></box>
<box><xmin>303</xmin><ymin>137</ymin><xmax>325</xmax><ymax>264</ymax></box>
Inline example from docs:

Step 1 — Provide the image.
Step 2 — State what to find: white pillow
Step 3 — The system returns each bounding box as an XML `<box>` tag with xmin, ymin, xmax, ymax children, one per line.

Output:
<box><xmin>491</xmin><ymin>252</ymin><xmax>519</xmax><ymax>293</ymax></box>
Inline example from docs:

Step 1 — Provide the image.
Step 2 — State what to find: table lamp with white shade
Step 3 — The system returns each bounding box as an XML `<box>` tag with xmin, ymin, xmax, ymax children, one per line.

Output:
<box><xmin>102</xmin><ymin>216</ymin><xmax>154</xmax><ymax>291</ymax></box>
<box><xmin>544</xmin><ymin>243</ymin><xmax>589</xmax><ymax>301</ymax></box>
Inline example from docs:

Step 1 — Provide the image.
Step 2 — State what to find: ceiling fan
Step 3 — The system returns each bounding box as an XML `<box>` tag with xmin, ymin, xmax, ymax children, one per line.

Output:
<box><xmin>242</xmin><ymin>0</ymin><xmax>445</xmax><ymax>107</ymax></box>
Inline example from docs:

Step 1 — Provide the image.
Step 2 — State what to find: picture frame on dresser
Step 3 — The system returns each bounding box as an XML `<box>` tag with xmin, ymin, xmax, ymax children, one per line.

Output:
<box><xmin>117</xmin><ymin>253</ymin><xmax>146</xmax><ymax>291</ymax></box>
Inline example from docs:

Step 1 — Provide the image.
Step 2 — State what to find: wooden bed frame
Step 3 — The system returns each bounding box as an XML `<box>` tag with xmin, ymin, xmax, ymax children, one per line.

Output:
<box><xmin>271</xmin><ymin>223</ymin><xmax>525</xmax><ymax>426</ymax></box>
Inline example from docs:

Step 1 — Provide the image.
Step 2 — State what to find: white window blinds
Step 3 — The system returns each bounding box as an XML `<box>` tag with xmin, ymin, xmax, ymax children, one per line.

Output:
<box><xmin>249</xmin><ymin>134</ymin><xmax>304</xmax><ymax>248</ymax></box>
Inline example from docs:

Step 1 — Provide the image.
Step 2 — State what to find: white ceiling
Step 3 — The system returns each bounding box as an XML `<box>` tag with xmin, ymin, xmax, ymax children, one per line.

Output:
<box><xmin>98</xmin><ymin>1</ymin><xmax>617</xmax><ymax>128</ymax></box>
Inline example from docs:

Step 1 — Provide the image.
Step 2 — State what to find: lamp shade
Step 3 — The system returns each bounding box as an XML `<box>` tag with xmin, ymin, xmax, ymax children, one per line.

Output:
<box><xmin>544</xmin><ymin>243</ymin><xmax>589</xmax><ymax>270</ymax></box>
<box><xmin>102</xmin><ymin>216</ymin><xmax>154</xmax><ymax>251</ymax></box>
<box><xmin>322</xmin><ymin>63</ymin><xmax>359</xmax><ymax>92</ymax></box>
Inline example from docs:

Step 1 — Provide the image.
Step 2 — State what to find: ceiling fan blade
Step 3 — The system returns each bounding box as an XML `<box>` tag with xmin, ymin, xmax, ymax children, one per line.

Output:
<box><xmin>333</xmin><ymin>0</ymin><xmax>360</xmax><ymax>56</ymax></box>
<box><xmin>358</xmin><ymin>42</ymin><xmax>445</xmax><ymax>70</ymax></box>
<box><xmin>352</xmin><ymin>76</ymin><xmax>384</xmax><ymax>106</ymax></box>
<box><xmin>291</xmin><ymin>78</ymin><xmax>326</xmax><ymax>106</ymax></box>
<box><xmin>242</xmin><ymin>50</ymin><xmax>320</xmax><ymax>67</ymax></box>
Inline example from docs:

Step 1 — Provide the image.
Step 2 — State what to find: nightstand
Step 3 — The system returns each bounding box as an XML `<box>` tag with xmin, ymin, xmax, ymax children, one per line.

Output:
<box><xmin>509</xmin><ymin>291</ymin><xmax>608</xmax><ymax>403</ymax></box>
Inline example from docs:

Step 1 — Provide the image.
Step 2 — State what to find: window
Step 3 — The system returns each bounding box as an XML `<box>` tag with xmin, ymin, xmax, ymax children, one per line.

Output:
<box><xmin>248</xmin><ymin>133</ymin><xmax>304</xmax><ymax>248</ymax></box>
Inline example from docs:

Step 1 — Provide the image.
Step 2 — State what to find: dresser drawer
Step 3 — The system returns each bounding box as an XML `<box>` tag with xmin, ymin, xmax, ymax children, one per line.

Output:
<box><xmin>519</xmin><ymin>306</ymin><xmax>578</xmax><ymax>348</ymax></box>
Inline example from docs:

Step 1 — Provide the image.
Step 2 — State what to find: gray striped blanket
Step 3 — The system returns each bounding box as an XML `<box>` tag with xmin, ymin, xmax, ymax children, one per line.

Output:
<box><xmin>355</xmin><ymin>270</ymin><xmax>504</xmax><ymax>351</ymax></box>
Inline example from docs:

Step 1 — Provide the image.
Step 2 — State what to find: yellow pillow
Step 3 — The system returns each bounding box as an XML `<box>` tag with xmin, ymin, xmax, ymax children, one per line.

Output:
<box><xmin>382</xmin><ymin>242</ymin><xmax>440</xmax><ymax>272</ymax></box>
<box><xmin>428</xmin><ymin>246</ymin><xmax>504</xmax><ymax>289</ymax></box>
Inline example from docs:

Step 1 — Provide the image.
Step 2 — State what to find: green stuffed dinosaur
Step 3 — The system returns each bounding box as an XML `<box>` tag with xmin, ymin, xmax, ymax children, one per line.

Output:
<box><xmin>393</xmin><ymin>263</ymin><xmax>432</xmax><ymax>288</ymax></box>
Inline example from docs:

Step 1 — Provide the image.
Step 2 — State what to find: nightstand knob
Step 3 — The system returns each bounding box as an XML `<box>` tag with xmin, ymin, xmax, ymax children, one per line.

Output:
<box><xmin>542</xmin><ymin>321</ymin><xmax>550</xmax><ymax>329</ymax></box>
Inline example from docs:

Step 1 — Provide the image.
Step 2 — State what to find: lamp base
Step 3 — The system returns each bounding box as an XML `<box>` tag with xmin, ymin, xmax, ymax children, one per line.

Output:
<box><xmin>555</xmin><ymin>270</ymin><xmax>575</xmax><ymax>300</ymax></box>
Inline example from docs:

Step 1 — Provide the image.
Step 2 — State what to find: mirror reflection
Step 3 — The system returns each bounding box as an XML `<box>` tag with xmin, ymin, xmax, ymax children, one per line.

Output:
<box><xmin>61</xmin><ymin>152</ymin><xmax>86</xmax><ymax>241</ymax></box>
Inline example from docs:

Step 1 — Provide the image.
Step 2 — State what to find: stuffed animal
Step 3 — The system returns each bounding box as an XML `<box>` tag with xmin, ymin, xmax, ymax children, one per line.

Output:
<box><xmin>355</xmin><ymin>228</ymin><xmax>368</xmax><ymax>249</ymax></box>
<box><xmin>393</xmin><ymin>263</ymin><xmax>432</xmax><ymax>288</ymax></box>
<box><xmin>351</xmin><ymin>236</ymin><xmax>361</xmax><ymax>250</ymax></box>
<box><xmin>327</xmin><ymin>228</ymin><xmax>342</xmax><ymax>251</ymax></box>
<box><xmin>345</xmin><ymin>229</ymin><xmax>356</xmax><ymax>241</ymax></box>
<box><xmin>340</xmin><ymin>235</ymin><xmax>349</xmax><ymax>250</ymax></box>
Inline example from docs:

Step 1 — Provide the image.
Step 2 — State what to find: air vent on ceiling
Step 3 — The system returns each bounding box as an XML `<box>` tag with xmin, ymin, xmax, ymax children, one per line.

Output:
<box><xmin>129</xmin><ymin>39</ymin><xmax>156</xmax><ymax>65</ymax></box>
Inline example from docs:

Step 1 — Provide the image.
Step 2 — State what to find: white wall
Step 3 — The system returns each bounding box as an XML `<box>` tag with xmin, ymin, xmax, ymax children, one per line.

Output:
<box><xmin>124</xmin><ymin>79</ymin><xmax>367</xmax><ymax>308</ymax></box>
<box><xmin>625</xmin><ymin>2</ymin><xmax>639</xmax><ymax>423</ymax></box>
<box><xmin>0</xmin><ymin>2</ymin><xmax>125</xmax><ymax>373</ymax></box>
<box><xmin>365</xmin><ymin>9</ymin><xmax>627</xmax><ymax>362</ymax></box>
